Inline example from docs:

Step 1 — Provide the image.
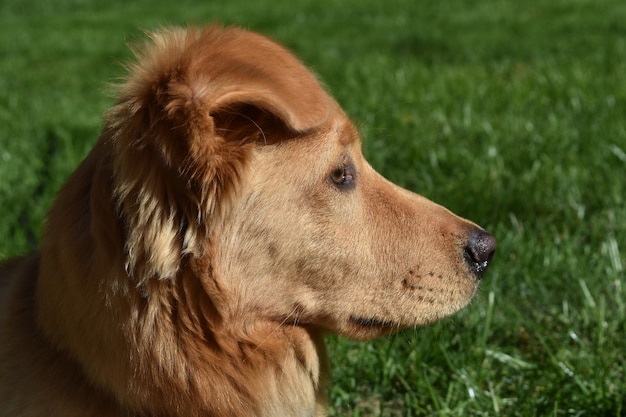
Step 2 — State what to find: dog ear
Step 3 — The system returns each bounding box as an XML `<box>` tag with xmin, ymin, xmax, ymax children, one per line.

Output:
<box><xmin>106</xmin><ymin>26</ymin><xmax>331</xmax><ymax>282</ymax></box>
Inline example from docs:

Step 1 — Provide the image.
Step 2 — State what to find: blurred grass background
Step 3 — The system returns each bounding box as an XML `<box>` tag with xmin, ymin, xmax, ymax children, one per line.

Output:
<box><xmin>1</xmin><ymin>0</ymin><xmax>624</xmax><ymax>415</ymax></box>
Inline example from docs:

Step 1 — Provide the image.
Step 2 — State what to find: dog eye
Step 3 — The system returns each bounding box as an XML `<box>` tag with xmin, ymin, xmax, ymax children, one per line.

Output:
<box><xmin>329</xmin><ymin>164</ymin><xmax>356</xmax><ymax>189</ymax></box>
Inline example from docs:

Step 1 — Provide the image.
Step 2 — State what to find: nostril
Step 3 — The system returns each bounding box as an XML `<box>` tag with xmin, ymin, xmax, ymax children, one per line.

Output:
<box><xmin>464</xmin><ymin>230</ymin><xmax>496</xmax><ymax>279</ymax></box>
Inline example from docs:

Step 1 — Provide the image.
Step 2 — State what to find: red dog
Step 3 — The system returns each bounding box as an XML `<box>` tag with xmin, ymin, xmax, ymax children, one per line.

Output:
<box><xmin>0</xmin><ymin>26</ymin><xmax>495</xmax><ymax>416</ymax></box>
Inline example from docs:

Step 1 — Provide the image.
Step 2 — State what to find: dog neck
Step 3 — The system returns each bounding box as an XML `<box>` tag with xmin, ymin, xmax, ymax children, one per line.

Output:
<box><xmin>117</xmin><ymin>263</ymin><xmax>329</xmax><ymax>417</ymax></box>
<box><xmin>34</xmin><ymin>144</ymin><xmax>329</xmax><ymax>416</ymax></box>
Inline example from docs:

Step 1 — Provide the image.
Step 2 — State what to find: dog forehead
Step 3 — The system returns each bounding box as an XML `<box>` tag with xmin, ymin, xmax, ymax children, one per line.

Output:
<box><xmin>303</xmin><ymin>116</ymin><xmax>361</xmax><ymax>158</ymax></box>
<box><xmin>336</xmin><ymin>119</ymin><xmax>360</xmax><ymax>147</ymax></box>
<box><xmin>260</xmin><ymin>117</ymin><xmax>359</xmax><ymax>163</ymax></box>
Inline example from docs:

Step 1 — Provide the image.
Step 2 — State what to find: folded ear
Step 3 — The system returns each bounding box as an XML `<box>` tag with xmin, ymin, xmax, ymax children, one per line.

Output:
<box><xmin>106</xmin><ymin>26</ymin><xmax>332</xmax><ymax>282</ymax></box>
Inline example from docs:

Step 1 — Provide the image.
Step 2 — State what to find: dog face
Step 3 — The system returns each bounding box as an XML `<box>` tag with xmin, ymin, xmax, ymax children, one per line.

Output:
<box><xmin>212</xmin><ymin>112</ymin><xmax>493</xmax><ymax>341</ymax></box>
<box><xmin>107</xmin><ymin>26</ymin><xmax>495</xmax><ymax>343</ymax></box>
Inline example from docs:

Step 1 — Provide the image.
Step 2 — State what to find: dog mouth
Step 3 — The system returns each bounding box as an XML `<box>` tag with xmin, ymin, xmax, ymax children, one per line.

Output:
<box><xmin>349</xmin><ymin>315</ymin><xmax>397</xmax><ymax>329</ymax></box>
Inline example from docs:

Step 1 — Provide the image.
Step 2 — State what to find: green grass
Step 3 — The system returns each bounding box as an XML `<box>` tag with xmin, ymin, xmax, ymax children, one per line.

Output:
<box><xmin>1</xmin><ymin>0</ymin><xmax>625</xmax><ymax>415</ymax></box>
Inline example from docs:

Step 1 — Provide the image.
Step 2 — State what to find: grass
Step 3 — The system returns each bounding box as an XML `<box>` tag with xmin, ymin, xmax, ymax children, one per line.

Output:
<box><xmin>1</xmin><ymin>0</ymin><xmax>625</xmax><ymax>415</ymax></box>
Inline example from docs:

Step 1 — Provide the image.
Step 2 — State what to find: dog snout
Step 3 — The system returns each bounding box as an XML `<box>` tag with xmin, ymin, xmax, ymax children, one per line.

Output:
<box><xmin>463</xmin><ymin>229</ymin><xmax>496</xmax><ymax>279</ymax></box>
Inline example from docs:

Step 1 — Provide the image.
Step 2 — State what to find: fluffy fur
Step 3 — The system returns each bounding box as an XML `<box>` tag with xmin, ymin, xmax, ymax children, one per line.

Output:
<box><xmin>0</xmin><ymin>25</ymin><xmax>495</xmax><ymax>417</ymax></box>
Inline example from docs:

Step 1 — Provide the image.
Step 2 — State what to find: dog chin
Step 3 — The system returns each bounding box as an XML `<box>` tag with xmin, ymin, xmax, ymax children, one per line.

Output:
<box><xmin>343</xmin><ymin>297</ymin><xmax>475</xmax><ymax>340</ymax></box>
<box><xmin>339</xmin><ymin>315</ymin><xmax>399</xmax><ymax>340</ymax></box>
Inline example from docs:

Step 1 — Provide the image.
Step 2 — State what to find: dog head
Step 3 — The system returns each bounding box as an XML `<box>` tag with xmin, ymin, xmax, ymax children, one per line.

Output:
<box><xmin>109</xmin><ymin>25</ymin><xmax>495</xmax><ymax>341</ymax></box>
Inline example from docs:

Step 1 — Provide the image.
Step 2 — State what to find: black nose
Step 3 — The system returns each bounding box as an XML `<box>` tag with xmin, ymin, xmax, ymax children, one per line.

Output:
<box><xmin>464</xmin><ymin>230</ymin><xmax>496</xmax><ymax>279</ymax></box>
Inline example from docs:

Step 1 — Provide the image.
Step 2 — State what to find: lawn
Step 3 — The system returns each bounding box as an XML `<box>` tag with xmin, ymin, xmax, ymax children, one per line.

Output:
<box><xmin>1</xmin><ymin>0</ymin><xmax>625</xmax><ymax>416</ymax></box>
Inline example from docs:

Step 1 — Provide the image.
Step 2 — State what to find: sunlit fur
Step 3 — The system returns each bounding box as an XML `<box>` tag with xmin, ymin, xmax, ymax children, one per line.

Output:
<box><xmin>1</xmin><ymin>25</ymin><xmax>486</xmax><ymax>416</ymax></box>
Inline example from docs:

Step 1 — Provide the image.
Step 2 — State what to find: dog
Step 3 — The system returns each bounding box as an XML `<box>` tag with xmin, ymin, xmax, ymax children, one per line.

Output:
<box><xmin>0</xmin><ymin>25</ymin><xmax>495</xmax><ymax>417</ymax></box>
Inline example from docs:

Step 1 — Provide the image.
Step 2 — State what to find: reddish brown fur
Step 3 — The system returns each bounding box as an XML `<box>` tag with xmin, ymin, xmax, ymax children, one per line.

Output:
<box><xmin>0</xmin><ymin>25</ymin><xmax>492</xmax><ymax>416</ymax></box>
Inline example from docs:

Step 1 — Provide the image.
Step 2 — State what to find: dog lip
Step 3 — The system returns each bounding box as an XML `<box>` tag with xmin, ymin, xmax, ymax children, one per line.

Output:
<box><xmin>349</xmin><ymin>315</ymin><xmax>396</xmax><ymax>329</ymax></box>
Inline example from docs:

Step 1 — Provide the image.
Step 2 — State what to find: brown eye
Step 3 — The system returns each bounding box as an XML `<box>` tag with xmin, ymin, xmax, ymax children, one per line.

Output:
<box><xmin>330</xmin><ymin>168</ymin><xmax>345</xmax><ymax>184</ymax></box>
<box><xmin>329</xmin><ymin>163</ymin><xmax>356</xmax><ymax>190</ymax></box>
